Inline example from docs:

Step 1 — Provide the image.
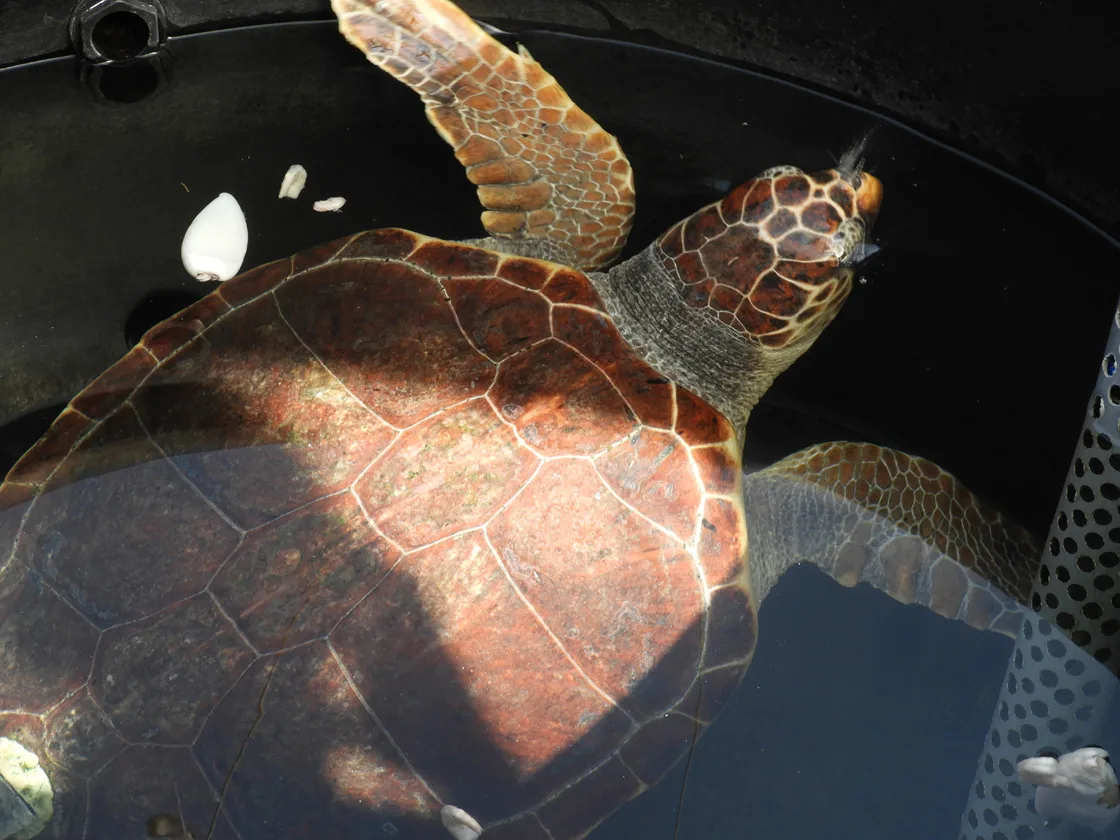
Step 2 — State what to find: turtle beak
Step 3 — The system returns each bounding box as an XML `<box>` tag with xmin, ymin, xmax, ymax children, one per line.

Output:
<box><xmin>855</xmin><ymin>172</ymin><xmax>883</xmax><ymax>233</ymax></box>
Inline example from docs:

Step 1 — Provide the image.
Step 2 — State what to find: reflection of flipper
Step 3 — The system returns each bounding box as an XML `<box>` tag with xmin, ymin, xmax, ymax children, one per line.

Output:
<box><xmin>743</xmin><ymin>441</ymin><xmax>1039</xmax><ymax>636</ymax></box>
<box><xmin>331</xmin><ymin>0</ymin><xmax>636</xmax><ymax>269</ymax></box>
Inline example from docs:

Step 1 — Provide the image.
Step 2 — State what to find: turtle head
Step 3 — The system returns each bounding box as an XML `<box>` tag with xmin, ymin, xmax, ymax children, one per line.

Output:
<box><xmin>656</xmin><ymin>162</ymin><xmax>883</xmax><ymax>357</ymax></box>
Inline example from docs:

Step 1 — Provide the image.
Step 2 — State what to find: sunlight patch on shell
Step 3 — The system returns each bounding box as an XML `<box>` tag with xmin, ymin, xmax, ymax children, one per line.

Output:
<box><xmin>279</xmin><ymin>164</ymin><xmax>308</xmax><ymax>199</ymax></box>
<box><xmin>440</xmin><ymin>805</ymin><xmax>482</xmax><ymax>840</ymax></box>
<box><xmin>313</xmin><ymin>196</ymin><xmax>347</xmax><ymax>213</ymax></box>
<box><xmin>180</xmin><ymin>192</ymin><xmax>248</xmax><ymax>282</ymax></box>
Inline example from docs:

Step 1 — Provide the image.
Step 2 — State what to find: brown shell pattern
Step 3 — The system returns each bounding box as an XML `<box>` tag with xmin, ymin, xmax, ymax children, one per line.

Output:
<box><xmin>658</xmin><ymin>171</ymin><xmax>856</xmax><ymax>347</ymax></box>
<box><xmin>0</xmin><ymin>230</ymin><xmax>751</xmax><ymax>840</ymax></box>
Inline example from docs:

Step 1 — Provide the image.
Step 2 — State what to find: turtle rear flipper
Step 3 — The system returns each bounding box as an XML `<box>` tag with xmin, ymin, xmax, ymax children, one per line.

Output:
<box><xmin>744</xmin><ymin>442</ymin><xmax>1040</xmax><ymax>637</ymax></box>
<box><xmin>332</xmin><ymin>0</ymin><xmax>636</xmax><ymax>269</ymax></box>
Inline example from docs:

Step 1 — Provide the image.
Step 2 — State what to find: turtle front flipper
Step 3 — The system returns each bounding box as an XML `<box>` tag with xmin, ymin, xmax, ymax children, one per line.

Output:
<box><xmin>743</xmin><ymin>441</ymin><xmax>1040</xmax><ymax>637</ymax></box>
<box><xmin>331</xmin><ymin>0</ymin><xmax>636</xmax><ymax>269</ymax></box>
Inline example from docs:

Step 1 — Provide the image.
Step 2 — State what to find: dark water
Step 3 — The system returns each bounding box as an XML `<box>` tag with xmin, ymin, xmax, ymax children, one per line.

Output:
<box><xmin>1</xmin><ymin>18</ymin><xmax>1118</xmax><ymax>840</ymax></box>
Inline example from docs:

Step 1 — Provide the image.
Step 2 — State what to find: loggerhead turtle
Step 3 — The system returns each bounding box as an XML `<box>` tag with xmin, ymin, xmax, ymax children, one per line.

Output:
<box><xmin>0</xmin><ymin>1</ymin><xmax>1040</xmax><ymax>838</ymax></box>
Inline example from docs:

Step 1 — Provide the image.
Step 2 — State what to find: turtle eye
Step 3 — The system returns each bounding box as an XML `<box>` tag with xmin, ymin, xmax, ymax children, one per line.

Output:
<box><xmin>1036</xmin><ymin>747</ymin><xmax>1061</xmax><ymax>760</ymax></box>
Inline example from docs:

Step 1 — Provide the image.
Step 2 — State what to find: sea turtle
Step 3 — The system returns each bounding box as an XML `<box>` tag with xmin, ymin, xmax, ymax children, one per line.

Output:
<box><xmin>0</xmin><ymin>1</ymin><xmax>1039</xmax><ymax>838</ymax></box>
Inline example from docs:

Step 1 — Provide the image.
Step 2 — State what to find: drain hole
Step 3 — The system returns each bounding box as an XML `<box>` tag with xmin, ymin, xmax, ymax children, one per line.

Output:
<box><xmin>91</xmin><ymin>10</ymin><xmax>150</xmax><ymax>61</ymax></box>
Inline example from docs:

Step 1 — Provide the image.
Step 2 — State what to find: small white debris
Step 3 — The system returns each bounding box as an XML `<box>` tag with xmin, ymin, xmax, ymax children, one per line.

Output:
<box><xmin>278</xmin><ymin>164</ymin><xmax>308</xmax><ymax>199</ymax></box>
<box><xmin>180</xmin><ymin>192</ymin><xmax>248</xmax><ymax>282</ymax></box>
<box><xmin>1019</xmin><ymin>747</ymin><xmax>1119</xmax><ymax>832</ymax></box>
<box><xmin>440</xmin><ymin>805</ymin><xmax>482</xmax><ymax>840</ymax></box>
<box><xmin>313</xmin><ymin>196</ymin><xmax>347</xmax><ymax>213</ymax></box>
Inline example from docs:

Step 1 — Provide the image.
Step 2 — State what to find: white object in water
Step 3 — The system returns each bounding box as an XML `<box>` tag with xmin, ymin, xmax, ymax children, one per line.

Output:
<box><xmin>1018</xmin><ymin>746</ymin><xmax>1119</xmax><ymax>832</ymax></box>
<box><xmin>440</xmin><ymin>804</ymin><xmax>482</xmax><ymax>840</ymax></box>
<box><xmin>180</xmin><ymin>192</ymin><xmax>248</xmax><ymax>282</ymax></box>
<box><xmin>278</xmin><ymin>164</ymin><xmax>308</xmax><ymax>199</ymax></box>
<box><xmin>0</xmin><ymin>737</ymin><xmax>53</xmax><ymax>840</ymax></box>
<box><xmin>313</xmin><ymin>196</ymin><xmax>347</xmax><ymax>213</ymax></box>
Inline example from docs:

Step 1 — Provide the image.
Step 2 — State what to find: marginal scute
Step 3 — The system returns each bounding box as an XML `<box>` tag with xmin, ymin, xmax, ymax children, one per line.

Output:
<box><xmin>618</xmin><ymin>712</ymin><xmax>697</xmax><ymax>786</ymax></box>
<box><xmin>705</xmin><ymin>585</ymin><xmax>757</xmax><ymax>668</ymax></box>
<box><xmin>336</xmin><ymin>227</ymin><xmax>422</xmax><ymax>261</ymax></box>
<box><xmin>537</xmin><ymin>756</ymin><xmax>644</xmax><ymax>840</ymax></box>
<box><xmin>410</xmin><ymin>240</ymin><xmax>502</xmax><ymax>278</ymax></box>
<box><xmin>217</xmin><ymin>255</ymin><xmax>292</xmax><ymax>308</ymax></box>
<box><xmin>496</xmin><ymin>255</ymin><xmax>553</xmax><ymax>289</ymax></box>
<box><xmin>540</xmin><ymin>267</ymin><xmax>607</xmax><ymax>311</ymax></box>
<box><xmin>675</xmin><ymin>662</ymin><xmax>747</xmax><ymax>723</ymax></box>
<box><xmin>5</xmin><ymin>408</ymin><xmax>92</xmax><ymax>486</ymax></box>
<box><xmin>696</xmin><ymin>496</ymin><xmax>748</xmax><ymax>587</ymax></box>
<box><xmin>675</xmin><ymin>386</ymin><xmax>734</xmax><ymax>446</ymax></box>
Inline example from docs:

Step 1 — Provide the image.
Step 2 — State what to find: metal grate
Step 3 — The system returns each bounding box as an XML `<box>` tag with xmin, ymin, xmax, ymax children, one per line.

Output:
<box><xmin>959</xmin><ymin>300</ymin><xmax>1120</xmax><ymax>839</ymax></box>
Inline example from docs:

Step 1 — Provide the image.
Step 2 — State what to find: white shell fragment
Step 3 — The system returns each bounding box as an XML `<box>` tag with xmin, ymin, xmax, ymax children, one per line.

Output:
<box><xmin>440</xmin><ymin>804</ymin><xmax>482</xmax><ymax>840</ymax></box>
<box><xmin>0</xmin><ymin>737</ymin><xmax>53</xmax><ymax>840</ymax></box>
<box><xmin>313</xmin><ymin>196</ymin><xmax>347</xmax><ymax>213</ymax></box>
<box><xmin>181</xmin><ymin>192</ymin><xmax>248</xmax><ymax>282</ymax></box>
<box><xmin>1018</xmin><ymin>747</ymin><xmax>1119</xmax><ymax>832</ymax></box>
<box><xmin>278</xmin><ymin>164</ymin><xmax>308</xmax><ymax>199</ymax></box>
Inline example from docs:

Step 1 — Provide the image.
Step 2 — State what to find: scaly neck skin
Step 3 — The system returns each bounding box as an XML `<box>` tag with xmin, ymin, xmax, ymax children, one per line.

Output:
<box><xmin>590</xmin><ymin>244</ymin><xmax>805</xmax><ymax>440</ymax></box>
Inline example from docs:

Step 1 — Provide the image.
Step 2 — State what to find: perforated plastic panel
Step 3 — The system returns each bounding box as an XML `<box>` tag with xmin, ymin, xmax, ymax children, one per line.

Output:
<box><xmin>960</xmin><ymin>301</ymin><xmax>1120</xmax><ymax>838</ymax></box>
